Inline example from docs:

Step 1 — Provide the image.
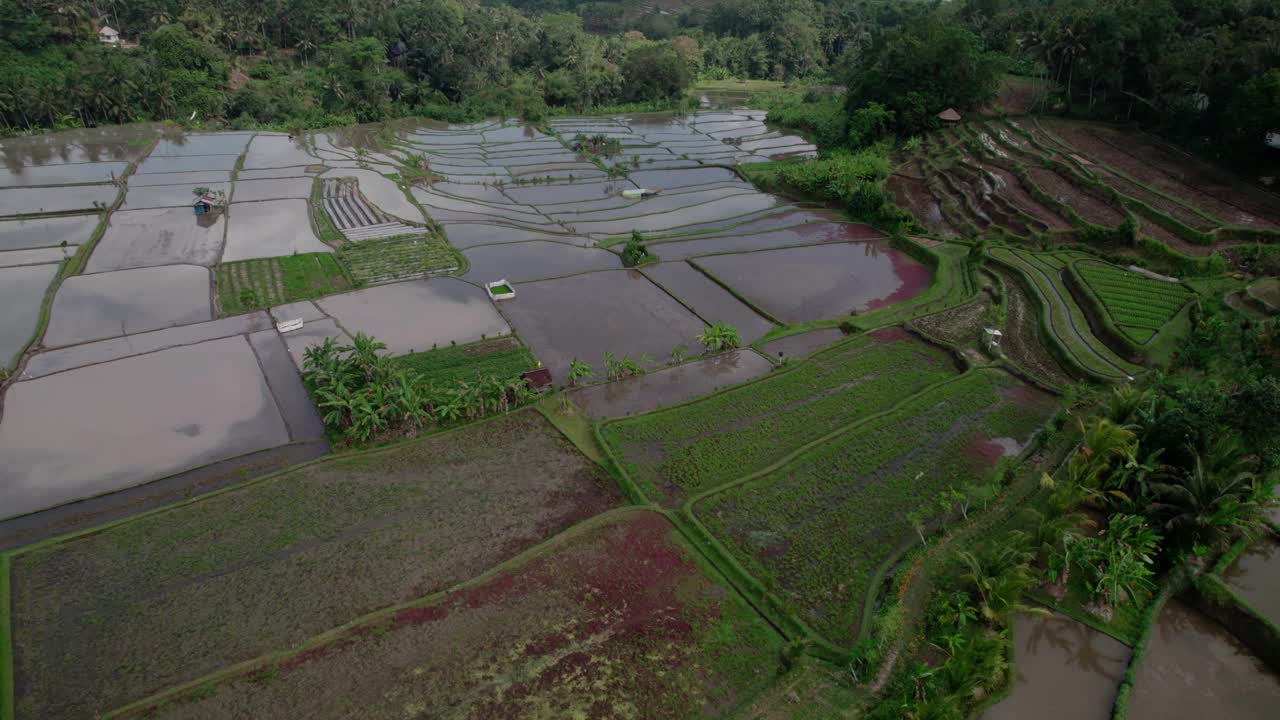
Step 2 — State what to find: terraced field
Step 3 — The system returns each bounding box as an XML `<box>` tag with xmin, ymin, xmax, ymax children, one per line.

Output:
<box><xmin>989</xmin><ymin>246</ymin><xmax>1143</xmax><ymax>381</ymax></box>
<box><xmin>13</xmin><ymin>94</ymin><xmax>1273</xmax><ymax>720</ymax></box>
<box><xmin>897</xmin><ymin>115</ymin><xmax>1280</xmax><ymax>266</ymax></box>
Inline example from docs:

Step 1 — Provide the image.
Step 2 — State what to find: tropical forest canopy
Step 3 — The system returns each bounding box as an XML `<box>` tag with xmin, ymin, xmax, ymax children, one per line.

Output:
<box><xmin>0</xmin><ymin>0</ymin><xmax>1277</xmax><ymax>162</ymax></box>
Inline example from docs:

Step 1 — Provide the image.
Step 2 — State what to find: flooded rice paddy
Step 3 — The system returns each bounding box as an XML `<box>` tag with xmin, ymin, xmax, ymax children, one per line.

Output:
<box><xmin>571</xmin><ymin>349</ymin><xmax>774</xmax><ymax>418</ymax></box>
<box><xmin>982</xmin><ymin>613</ymin><xmax>1130</xmax><ymax>720</ymax></box>
<box><xmin>43</xmin><ymin>265</ymin><xmax>212</xmax><ymax>347</ymax></box>
<box><xmin>641</xmin><ymin>261</ymin><xmax>775</xmax><ymax>343</ymax></box>
<box><xmin>222</xmin><ymin>199</ymin><xmax>332</xmax><ymax>261</ymax></box>
<box><xmin>1128</xmin><ymin>600</ymin><xmax>1280</xmax><ymax>719</ymax></box>
<box><xmin>0</xmin><ymin>215</ymin><xmax>97</xmax><ymax>251</ymax></box>
<box><xmin>0</xmin><ymin>264</ymin><xmax>59</xmax><ymax>367</ymax></box>
<box><xmin>0</xmin><ymin>108</ymin><xmax>910</xmax><ymax>527</ymax></box>
<box><xmin>314</xmin><ymin>278</ymin><xmax>510</xmax><ymax>356</ymax></box>
<box><xmin>0</xmin><ymin>336</ymin><xmax>291</xmax><ymax>519</ymax></box>
<box><xmin>498</xmin><ymin>270</ymin><xmax>707</xmax><ymax>377</ymax></box>
<box><xmin>694</xmin><ymin>241</ymin><xmax>932</xmax><ymax>323</ymax></box>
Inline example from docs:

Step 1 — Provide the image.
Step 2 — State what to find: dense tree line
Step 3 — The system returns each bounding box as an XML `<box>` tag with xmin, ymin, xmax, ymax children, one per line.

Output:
<box><xmin>2</xmin><ymin>0</ymin><xmax>1276</xmax><ymax>163</ymax></box>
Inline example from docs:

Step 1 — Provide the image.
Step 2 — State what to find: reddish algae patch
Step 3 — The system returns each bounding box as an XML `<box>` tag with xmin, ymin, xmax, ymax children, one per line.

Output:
<box><xmin>140</xmin><ymin>510</ymin><xmax>784</xmax><ymax>720</ymax></box>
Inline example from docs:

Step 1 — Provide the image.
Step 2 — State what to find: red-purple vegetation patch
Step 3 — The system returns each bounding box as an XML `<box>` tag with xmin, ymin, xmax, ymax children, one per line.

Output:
<box><xmin>135</xmin><ymin>511</ymin><xmax>783</xmax><ymax>720</ymax></box>
<box><xmin>965</xmin><ymin>435</ymin><xmax>1024</xmax><ymax>467</ymax></box>
<box><xmin>864</xmin><ymin>250</ymin><xmax>933</xmax><ymax>311</ymax></box>
<box><xmin>867</xmin><ymin>326</ymin><xmax>913</xmax><ymax>344</ymax></box>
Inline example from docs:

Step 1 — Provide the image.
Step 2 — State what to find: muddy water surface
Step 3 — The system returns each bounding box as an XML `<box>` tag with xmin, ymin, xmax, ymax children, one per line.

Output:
<box><xmin>641</xmin><ymin>261</ymin><xmax>775</xmax><ymax>343</ymax></box>
<box><xmin>0</xmin><ymin>215</ymin><xmax>98</xmax><ymax>251</ymax></box>
<box><xmin>758</xmin><ymin>328</ymin><xmax>847</xmax><ymax>360</ymax></box>
<box><xmin>0</xmin><ymin>185</ymin><xmax>119</xmax><ymax>216</ymax></box>
<box><xmin>0</xmin><ymin>263</ymin><xmax>59</xmax><ymax>366</ymax></box>
<box><xmin>88</xmin><ymin>207</ymin><xmax>226</xmax><ymax>270</ymax></box>
<box><xmin>694</xmin><ymin>242</ymin><xmax>931</xmax><ymax>323</ymax></box>
<box><xmin>498</xmin><ymin>270</ymin><xmax>705</xmax><ymax>378</ymax></box>
<box><xmin>44</xmin><ymin>265</ymin><xmax>212</xmax><ymax>347</ymax></box>
<box><xmin>222</xmin><ymin>200</ymin><xmax>332</xmax><ymax>262</ymax></box>
<box><xmin>316</xmin><ymin>278</ymin><xmax>509</xmax><ymax>355</ymax></box>
<box><xmin>982</xmin><ymin>612</ymin><xmax>1130</xmax><ymax>720</ymax></box>
<box><xmin>1223</xmin><ymin>538</ymin><xmax>1280</xmax><ymax>624</ymax></box>
<box><xmin>571</xmin><ymin>349</ymin><xmax>773</xmax><ymax>418</ymax></box>
<box><xmin>1129</xmin><ymin>599</ymin><xmax>1280</xmax><ymax>719</ymax></box>
<box><xmin>0</xmin><ymin>336</ymin><xmax>289</xmax><ymax>519</ymax></box>
<box><xmin>463</xmin><ymin>241</ymin><xmax>618</xmax><ymax>283</ymax></box>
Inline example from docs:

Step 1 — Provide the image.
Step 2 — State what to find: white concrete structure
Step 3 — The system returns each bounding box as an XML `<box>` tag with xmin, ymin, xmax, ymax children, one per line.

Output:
<box><xmin>98</xmin><ymin>26</ymin><xmax>120</xmax><ymax>45</ymax></box>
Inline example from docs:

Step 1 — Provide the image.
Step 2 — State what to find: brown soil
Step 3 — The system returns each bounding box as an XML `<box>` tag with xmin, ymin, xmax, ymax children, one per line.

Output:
<box><xmin>983</xmin><ymin>75</ymin><xmax>1047</xmax><ymax>116</ymax></box>
<box><xmin>985</xmin><ymin>166</ymin><xmax>1071</xmax><ymax>229</ymax></box>
<box><xmin>1041</xmin><ymin>119</ymin><xmax>1280</xmax><ymax>228</ymax></box>
<box><xmin>1027</xmin><ymin>167</ymin><xmax>1126</xmax><ymax>227</ymax></box>
<box><xmin>912</xmin><ymin>298</ymin><xmax>989</xmax><ymax>349</ymax></box>
<box><xmin>131</xmin><ymin>511</ymin><xmax>784</xmax><ymax>720</ymax></box>
<box><xmin>993</xmin><ymin>266</ymin><xmax>1074</xmax><ymax>389</ymax></box>
<box><xmin>888</xmin><ymin>172</ymin><xmax>958</xmax><ymax>237</ymax></box>
<box><xmin>10</xmin><ymin>410</ymin><xmax>621</xmax><ymax>720</ymax></box>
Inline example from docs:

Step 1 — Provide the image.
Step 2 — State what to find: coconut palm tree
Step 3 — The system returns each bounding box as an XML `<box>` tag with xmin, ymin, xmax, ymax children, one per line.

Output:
<box><xmin>956</xmin><ymin>532</ymin><xmax>1037</xmax><ymax>623</ymax></box>
<box><xmin>1146</xmin><ymin>435</ymin><xmax>1275</xmax><ymax>550</ymax></box>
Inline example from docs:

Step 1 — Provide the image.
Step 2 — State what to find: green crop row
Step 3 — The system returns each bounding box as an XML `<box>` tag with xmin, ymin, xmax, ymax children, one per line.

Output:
<box><xmin>601</xmin><ymin>331</ymin><xmax>959</xmax><ymax>507</ymax></box>
<box><xmin>697</xmin><ymin>368</ymin><xmax>1054</xmax><ymax>647</ymax></box>
<box><xmin>395</xmin><ymin>338</ymin><xmax>536</xmax><ymax>387</ymax></box>
<box><xmin>216</xmin><ymin>253</ymin><xmax>351</xmax><ymax>315</ymax></box>
<box><xmin>336</xmin><ymin>233</ymin><xmax>459</xmax><ymax>284</ymax></box>
<box><xmin>987</xmin><ymin>247</ymin><xmax>1141</xmax><ymax>380</ymax></box>
<box><xmin>1075</xmin><ymin>260</ymin><xmax>1192</xmax><ymax>344</ymax></box>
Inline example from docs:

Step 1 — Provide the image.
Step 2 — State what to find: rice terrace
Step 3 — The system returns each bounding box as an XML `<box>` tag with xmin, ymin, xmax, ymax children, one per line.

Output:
<box><xmin>1</xmin><ymin>1</ymin><xmax>1279</xmax><ymax>719</ymax></box>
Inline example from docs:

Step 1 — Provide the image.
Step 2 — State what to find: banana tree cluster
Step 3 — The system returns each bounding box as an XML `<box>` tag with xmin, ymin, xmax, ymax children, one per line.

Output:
<box><xmin>302</xmin><ymin>333</ymin><xmax>535</xmax><ymax>444</ymax></box>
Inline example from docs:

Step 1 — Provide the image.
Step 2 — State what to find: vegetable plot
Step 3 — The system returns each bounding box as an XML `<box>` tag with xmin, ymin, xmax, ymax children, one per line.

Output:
<box><xmin>1073</xmin><ymin>260</ymin><xmax>1193</xmax><ymax>344</ymax></box>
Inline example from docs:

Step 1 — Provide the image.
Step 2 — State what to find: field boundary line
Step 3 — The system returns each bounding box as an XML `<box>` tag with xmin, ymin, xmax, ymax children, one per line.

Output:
<box><xmin>100</xmin><ymin>506</ymin><xmax>653</xmax><ymax>720</ymax></box>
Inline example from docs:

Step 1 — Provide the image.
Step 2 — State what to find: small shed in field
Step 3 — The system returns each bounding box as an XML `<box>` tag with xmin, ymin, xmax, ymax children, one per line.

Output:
<box><xmin>938</xmin><ymin>108</ymin><xmax>961</xmax><ymax>126</ymax></box>
<box><xmin>522</xmin><ymin>367</ymin><xmax>553</xmax><ymax>392</ymax></box>
<box><xmin>99</xmin><ymin>26</ymin><xmax>120</xmax><ymax>45</ymax></box>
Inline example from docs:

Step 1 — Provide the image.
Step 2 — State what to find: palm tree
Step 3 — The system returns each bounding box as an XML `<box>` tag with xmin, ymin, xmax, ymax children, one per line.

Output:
<box><xmin>1146</xmin><ymin>435</ymin><xmax>1274</xmax><ymax>550</ymax></box>
<box><xmin>956</xmin><ymin>532</ymin><xmax>1037</xmax><ymax>623</ymax></box>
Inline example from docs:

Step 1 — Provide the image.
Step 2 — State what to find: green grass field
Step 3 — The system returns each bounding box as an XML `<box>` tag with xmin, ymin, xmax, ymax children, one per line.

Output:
<box><xmin>697</xmin><ymin>368</ymin><xmax>1055</xmax><ymax>646</ymax></box>
<box><xmin>395</xmin><ymin>337</ymin><xmax>536</xmax><ymax>386</ymax></box>
<box><xmin>602</xmin><ymin>328</ymin><xmax>959</xmax><ymax>507</ymax></box>
<box><xmin>217</xmin><ymin>253</ymin><xmax>350</xmax><ymax>314</ymax></box>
